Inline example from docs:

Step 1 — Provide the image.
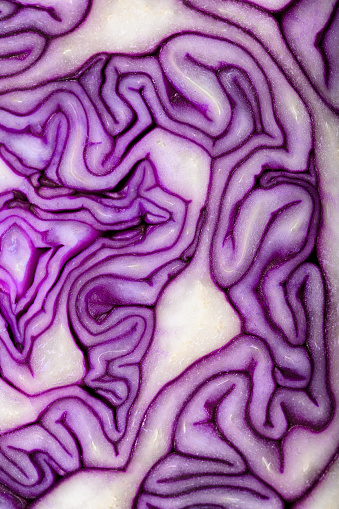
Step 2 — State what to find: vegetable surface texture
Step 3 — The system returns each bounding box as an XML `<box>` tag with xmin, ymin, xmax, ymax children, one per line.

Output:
<box><xmin>0</xmin><ymin>1</ymin><xmax>337</xmax><ymax>508</ymax></box>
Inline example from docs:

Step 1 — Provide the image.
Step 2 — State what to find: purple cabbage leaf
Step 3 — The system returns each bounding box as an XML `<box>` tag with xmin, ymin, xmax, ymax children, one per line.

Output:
<box><xmin>0</xmin><ymin>1</ymin><xmax>336</xmax><ymax>508</ymax></box>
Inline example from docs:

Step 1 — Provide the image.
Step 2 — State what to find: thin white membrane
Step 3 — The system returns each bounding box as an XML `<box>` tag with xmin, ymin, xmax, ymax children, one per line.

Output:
<box><xmin>0</xmin><ymin>0</ymin><xmax>337</xmax><ymax>508</ymax></box>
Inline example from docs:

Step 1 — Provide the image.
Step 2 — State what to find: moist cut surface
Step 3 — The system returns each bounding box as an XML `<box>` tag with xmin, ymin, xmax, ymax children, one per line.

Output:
<box><xmin>0</xmin><ymin>1</ymin><xmax>337</xmax><ymax>508</ymax></box>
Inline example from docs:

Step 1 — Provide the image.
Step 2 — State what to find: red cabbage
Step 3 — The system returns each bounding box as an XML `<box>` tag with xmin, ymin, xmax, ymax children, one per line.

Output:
<box><xmin>0</xmin><ymin>1</ymin><xmax>336</xmax><ymax>508</ymax></box>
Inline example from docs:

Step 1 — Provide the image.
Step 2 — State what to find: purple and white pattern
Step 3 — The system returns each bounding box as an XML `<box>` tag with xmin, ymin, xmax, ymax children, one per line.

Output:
<box><xmin>0</xmin><ymin>1</ymin><xmax>336</xmax><ymax>507</ymax></box>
